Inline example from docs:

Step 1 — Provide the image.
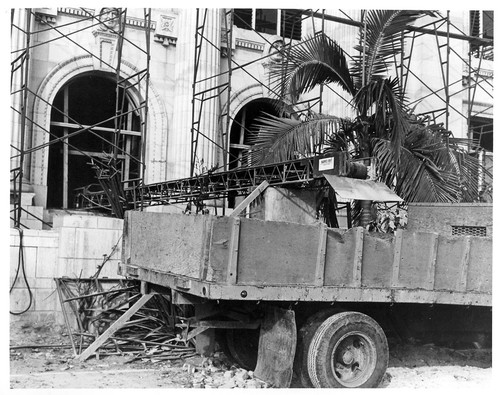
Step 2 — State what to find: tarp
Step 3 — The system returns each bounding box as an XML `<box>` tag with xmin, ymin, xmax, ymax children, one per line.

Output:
<box><xmin>324</xmin><ymin>174</ymin><xmax>403</xmax><ymax>202</ymax></box>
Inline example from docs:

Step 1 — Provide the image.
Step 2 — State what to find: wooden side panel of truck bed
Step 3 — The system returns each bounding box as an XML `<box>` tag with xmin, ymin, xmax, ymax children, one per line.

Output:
<box><xmin>121</xmin><ymin>211</ymin><xmax>492</xmax><ymax>306</ymax></box>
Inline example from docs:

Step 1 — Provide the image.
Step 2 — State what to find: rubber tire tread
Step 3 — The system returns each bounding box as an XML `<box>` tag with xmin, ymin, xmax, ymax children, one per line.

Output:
<box><xmin>307</xmin><ymin>311</ymin><xmax>388</xmax><ymax>388</ymax></box>
<box><xmin>226</xmin><ymin>328</ymin><xmax>259</xmax><ymax>370</ymax></box>
<box><xmin>293</xmin><ymin>308</ymin><xmax>343</xmax><ymax>388</ymax></box>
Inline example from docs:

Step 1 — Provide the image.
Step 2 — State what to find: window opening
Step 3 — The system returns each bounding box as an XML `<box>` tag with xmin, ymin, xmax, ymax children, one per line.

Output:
<box><xmin>47</xmin><ymin>74</ymin><xmax>141</xmax><ymax>209</ymax></box>
<box><xmin>470</xmin><ymin>116</ymin><xmax>493</xmax><ymax>153</ymax></box>
<box><xmin>470</xmin><ymin>10</ymin><xmax>494</xmax><ymax>60</ymax></box>
<box><xmin>227</xmin><ymin>99</ymin><xmax>281</xmax><ymax>207</ymax></box>
<box><xmin>255</xmin><ymin>9</ymin><xmax>278</xmax><ymax>35</ymax></box>
<box><xmin>234</xmin><ymin>9</ymin><xmax>302</xmax><ymax>40</ymax></box>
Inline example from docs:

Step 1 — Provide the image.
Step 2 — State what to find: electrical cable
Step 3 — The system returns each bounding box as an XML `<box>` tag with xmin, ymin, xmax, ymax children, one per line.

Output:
<box><xmin>10</xmin><ymin>228</ymin><xmax>34</xmax><ymax>315</ymax></box>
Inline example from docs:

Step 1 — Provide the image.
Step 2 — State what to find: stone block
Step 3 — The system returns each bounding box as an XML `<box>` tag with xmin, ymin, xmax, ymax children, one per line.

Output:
<box><xmin>53</xmin><ymin>214</ymin><xmax>99</xmax><ymax>229</ymax></box>
<box><xmin>10</xmin><ymin>228</ymin><xmax>20</xmax><ymax>243</ymax></box>
<box><xmin>36</xmin><ymin>247</ymin><xmax>59</xmax><ymax>278</ymax></box>
<box><xmin>97</xmin><ymin>259</ymin><xmax>121</xmax><ymax>278</ymax></box>
<box><xmin>34</xmin><ymin>288</ymin><xmax>59</xmax><ymax>312</ymax></box>
<box><xmin>57</xmin><ymin>258</ymin><xmax>97</xmax><ymax>279</ymax></box>
<box><xmin>35</xmin><ymin>232</ymin><xmax>59</xmax><ymax>248</ymax></box>
<box><xmin>97</xmin><ymin>216</ymin><xmax>124</xmax><ymax>230</ymax></box>
<box><xmin>9</xmin><ymin>276</ymin><xmax>36</xmax><ymax>290</ymax></box>
<box><xmin>58</xmin><ymin>227</ymin><xmax>76</xmax><ymax>258</ymax></box>
<box><xmin>10</xmin><ymin>246</ymin><xmax>19</xmax><ymax>272</ymax></box>
<box><xmin>10</xmin><ymin>246</ymin><xmax>37</xmax><ymax>278</ymax></box>
<box><xmin>83</xmin><ymin>259</ymin><xmax>102</xmax><ymax>278</ymax></box>
<box><xmin>74</xmin><ymin>228</ymin><xmax>122</xmax><ymax>260</ymax></box>
<box><xmin>17</xmin><ymin>230</ymin><xmax>59</xmax><ymax>248</ymax></box>
<box><xmin>27</xmin><ymin>205</ymin><xmax>44</xmax><ymax>221</ymax></box>
<box><xmin>18</xmin><ymin>217</ymin><xmax>43</xmax><ymax>230</ymax></box>
<box><xmin>35</xmin><ymin>278</ymin><xmax>57</xmax><ymax>289</ymax></box>
<box><xmin>20</xmin><ymin>192</ymin><xmax>35</xmax><ymax>206</ymax></box>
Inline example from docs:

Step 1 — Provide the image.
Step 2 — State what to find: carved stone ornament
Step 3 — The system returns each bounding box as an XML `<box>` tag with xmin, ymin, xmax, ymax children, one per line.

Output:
<box><xmin>269</xmin><ymin>40</ymin><xmax>284</xmax><ymax>62</ymax></box>
<box><xmin>34</xmin><ymin>8</ymin><xmax>58</xmax><ymax>24</ymax></box>
<box><xmin>97</xmin><ymin>8</ymin><xmax>119</xmax><ymax>31</ymax></box>
<box><xmin>91</xmin><ymin>9</ymin><xmax>120</xmax><ymax>70</ymax></box>
<box><xmin>154</xmin><ymin>14</ymin><xmax>178</xmax><ymax>46</ymax></box>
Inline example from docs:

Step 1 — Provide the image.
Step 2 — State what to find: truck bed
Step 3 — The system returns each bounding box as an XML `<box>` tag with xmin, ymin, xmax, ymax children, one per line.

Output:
<box><xmin>120</xmin><ymin>211</ymin><xmax>491</xmax><ymax>306</ymax></box>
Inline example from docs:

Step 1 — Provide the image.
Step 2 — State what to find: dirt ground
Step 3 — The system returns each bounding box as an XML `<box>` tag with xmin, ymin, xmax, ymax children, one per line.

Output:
<box><xmin>8</xmin><ymin>321</ymin><xmax>493</xmax><ymax>391</ymax></box>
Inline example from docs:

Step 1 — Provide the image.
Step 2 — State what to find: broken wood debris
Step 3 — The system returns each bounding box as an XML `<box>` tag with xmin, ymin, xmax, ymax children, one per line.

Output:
<box><xmin>55</xmin><ymin>277</ymin><xmax>195</xmax><ymax>362</ymax></box>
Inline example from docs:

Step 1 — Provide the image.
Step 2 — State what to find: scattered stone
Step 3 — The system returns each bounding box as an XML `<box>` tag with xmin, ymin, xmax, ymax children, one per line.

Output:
<box><xmin>235</xmin><ymin>369</ymin><xmax>249</xmax><ymax>381</ymax></box>
<box><xmin>246</xmin><ymin>380</ymin><xmax>260</xmax><ymax>389</ymax></box>
<box><xmin>235</xmin><ymin>379</ymin><xmax>246</xmax><ymax>388</ymax></box>
<box><xmin>182</xmin><ymin>363</ymin><xmax>196</xmax><ymax>374</ymax></box>
<box><xmin>220</xmin><ymin>379</ymin><xmax>236</xmax><ymax>389</ymax></box>
<box><xmin>223</xmin><ymin>370</ymin><xmax>234</xmax><ymax>379</ymax></box>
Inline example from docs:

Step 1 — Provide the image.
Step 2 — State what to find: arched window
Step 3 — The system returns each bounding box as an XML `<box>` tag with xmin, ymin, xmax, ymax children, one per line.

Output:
<box><xmin>228</xmin><ymin>98</ymin><xmax>281</xmax><ymax>170</ymax></box>
<box><xmin>47</xmin><ymin>73</ymin><xmax>141</xmax><ymax>209</ymax></box>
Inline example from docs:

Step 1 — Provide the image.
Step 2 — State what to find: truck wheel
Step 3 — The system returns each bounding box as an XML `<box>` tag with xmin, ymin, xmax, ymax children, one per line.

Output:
<box><xmin>293</xmin><ymin>308</ymin><xmax>343</xmax><ymax>387</ymax></box>
<box><xmin>225</xmin><ymin>328</ymin><xmax>259</xmax><ymax>370</ymax></box>
<box><xmin>307</xmin><ymin>311</ymin><xmax>388</xmax><ymax>388</ymax></box>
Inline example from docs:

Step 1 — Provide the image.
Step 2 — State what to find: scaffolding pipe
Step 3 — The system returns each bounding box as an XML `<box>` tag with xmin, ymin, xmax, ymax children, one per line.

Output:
<box><xmin>15</xmin><ymin>9</ymin><xmax>32</xmax><ymax>228</ymax></box>
<box><xmin>140</xmin><ymin>8</ymin><xmax>152</xmax><ymax>210</ymax></box>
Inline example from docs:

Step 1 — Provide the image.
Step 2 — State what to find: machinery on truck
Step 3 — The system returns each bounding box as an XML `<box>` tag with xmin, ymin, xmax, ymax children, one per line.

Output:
<box><xmin>117</xmin><ymin>154</ymin><xmax>492</xmax><ymax>388</ymax></box>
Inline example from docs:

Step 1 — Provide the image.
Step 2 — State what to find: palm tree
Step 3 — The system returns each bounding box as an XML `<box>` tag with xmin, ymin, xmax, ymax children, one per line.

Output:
<box><xmin>247</xmin><ymin>10</ymin><xmax>488</xmax><ymax>209</ymax></box>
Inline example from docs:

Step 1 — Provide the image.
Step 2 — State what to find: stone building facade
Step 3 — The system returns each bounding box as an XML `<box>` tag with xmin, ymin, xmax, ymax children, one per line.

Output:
<box><xmin>11</xmin><ymin>8</ymin><xmax>493</xmax><ymax>218</ymax></box>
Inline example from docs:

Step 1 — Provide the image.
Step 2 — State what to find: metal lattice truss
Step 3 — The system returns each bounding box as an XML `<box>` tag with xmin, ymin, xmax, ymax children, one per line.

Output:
<box><xmin>78</xmin><ymin>157</ymin><xmax>326</xmax><ymax>209</ymax></box>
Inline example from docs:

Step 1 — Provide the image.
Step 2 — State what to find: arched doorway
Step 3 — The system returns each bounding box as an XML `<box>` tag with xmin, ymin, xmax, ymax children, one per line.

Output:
<box><xmin>228</xmin><ymin>98</ymin><xmax>281</xmax><ymax>170</ymax></box>
<box><xmin>46</xmin><ymin>73</ymin><xmax>141</xmax><ymax>209</ymax></box>
<box><xmin>227</xmin><ymin>98</ymin><xmax>282</xmax><ymax>208</ymax></box>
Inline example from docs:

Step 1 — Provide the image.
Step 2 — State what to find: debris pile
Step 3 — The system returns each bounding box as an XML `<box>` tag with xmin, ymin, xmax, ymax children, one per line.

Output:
<box><xmin>179</xmin><ymin>355</ymin><xmax>270</xmax><ymax>389</ymax></box>
<box><xmin>55</xmin><ymin>277</ymin><xmax>195</xmax><ymax>361</ymax></box>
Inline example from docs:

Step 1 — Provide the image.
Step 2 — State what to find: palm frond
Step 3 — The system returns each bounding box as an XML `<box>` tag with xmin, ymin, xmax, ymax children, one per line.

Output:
<box><xmin>374</xmin><ymin>138</ymin><xmax>462</xmax><ymax>202</ymax></box>
<box><xmin>268</xmin><ymin>33</ymin><xmax>355</xmax><ymax>103</ymax></box>
<box><xmin>354</xmin><ymin>77</ymin><xmax>409</xmax><ymax>159</ymax></box>
<box><xmin>351</xmin><ymin>10</ymin><xmax>435</xmax><ymax>88</ymax></box>
<box><xmin>247</xmin><ymin>112</ymin><xmax>345</xmax><ymax>164</ymax></box>
<box><xmin>445</xmin><ymin>139</ymin><xmax>490</xmax><ymax>202</ymax></box>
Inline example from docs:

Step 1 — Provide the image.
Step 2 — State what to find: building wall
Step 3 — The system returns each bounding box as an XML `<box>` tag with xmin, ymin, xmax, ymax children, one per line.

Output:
<box><xmin>12</xmin><ymin>8</ymin><xmax>494</xmax><ymax>211</ymax></box>
<box><xmin>10</xmin><ymin>215</ymin><xmax>123</xmax><ymax>324</ymax></box>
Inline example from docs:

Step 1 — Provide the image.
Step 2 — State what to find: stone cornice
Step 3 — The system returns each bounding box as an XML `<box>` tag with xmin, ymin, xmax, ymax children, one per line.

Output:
<box><xmin>57</xmin><ymin>7</ymin><xmax>94</xmax><ymax>18</ymax></box>
<box><xmin>57</xmin><ymin>8</ymin><xmax>156</xmax><ymax>30</ymax></box>
<box><xmin>235</xmin><ymin>38</ymin><xmax>265</xmax><ymax>52</ymax></box>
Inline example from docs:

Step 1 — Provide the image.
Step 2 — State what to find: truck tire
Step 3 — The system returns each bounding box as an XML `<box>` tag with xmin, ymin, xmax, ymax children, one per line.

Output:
<box><xmin>307</xmin><ymin>311</ymin><xmax>388</xmax><ymax>388</ymax></box>
<box><xmin>293</xmin><ymin>308</ymin><xmax>343</xmax><ymax>387</ymax></box>
<box><xmin>225</xmin><ymin>328</ymin><xmax>259</xmax><ymax>370</ymax></box>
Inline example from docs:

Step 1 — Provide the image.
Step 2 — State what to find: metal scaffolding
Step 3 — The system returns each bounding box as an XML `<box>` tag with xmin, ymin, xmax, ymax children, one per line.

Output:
<box><xmin>10</xmin><ymin>9</ymin><xmax>494</xmax><ymax>224</ymax></box>
<box><xmin>10</xmin><ymin>8</ymin><xmax>153</xmax><ymax>226</ymax></box>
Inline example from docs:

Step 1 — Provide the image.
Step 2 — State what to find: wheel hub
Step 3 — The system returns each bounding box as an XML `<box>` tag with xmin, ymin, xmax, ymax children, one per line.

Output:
<box><xmin>342</xmin><ymin>349</ymin><xmax>354</xmax><ymax>364</ymax></box>
<box><xmin>331</xmin><ymin>332</ymin><xmax>377</xmax><ymax>387</ymax></box>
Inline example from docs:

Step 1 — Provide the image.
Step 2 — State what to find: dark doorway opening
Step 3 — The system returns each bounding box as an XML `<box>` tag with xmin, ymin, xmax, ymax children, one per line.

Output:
<box><xmin>47</xmin><ymin>74</ymin><xmax>141</xmax><ymax>209</ymax></box>
<box><xmin>227</xmin><ymin>98</ymin><xmax>281</xmax><ymax>207</ymax></box>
